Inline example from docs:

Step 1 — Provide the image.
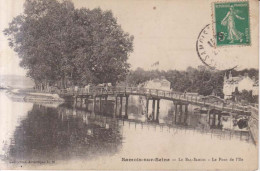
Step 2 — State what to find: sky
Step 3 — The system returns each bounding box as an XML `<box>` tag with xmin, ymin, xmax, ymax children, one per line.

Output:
<box><xmin>0</xmin><ymin>0</ymin><xmax>258</xmax><ymax>76</ymax></box>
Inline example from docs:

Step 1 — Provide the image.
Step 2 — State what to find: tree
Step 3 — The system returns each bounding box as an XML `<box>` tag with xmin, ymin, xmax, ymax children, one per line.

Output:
<box><xmin>232</xmin><ymin>89</ymin><xmax>257</xmax><ymax>104</ymax></box>
<box><xmin>230</xmin><ymin>68</ymin><xmax>259</xmax><ymax>80</ymax></box>
<box><xmin>126</xmin><ymin>68</ymin><xmax>151</xmax><ymax>86</ymax></box>
<box><xmin>126</xmin><ymin>66</ymin><xmax>225</xmax><ymax>97</ymax></box>
<box><xmin>71</xmin><ymin>8</ymin><xmax>134</xmax><ymax>85</ymax></box>
<box><xmin>4</xmin><ymin>0</ymin><xmax>134</xmax><ymax>89</ymax></box>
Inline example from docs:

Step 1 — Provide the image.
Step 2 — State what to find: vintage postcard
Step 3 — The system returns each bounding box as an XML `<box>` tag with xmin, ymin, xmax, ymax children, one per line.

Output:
<box><xmin>0</xmin><ymin>0</ymin><xmax>258</xmax><ymax>170</ymax></box>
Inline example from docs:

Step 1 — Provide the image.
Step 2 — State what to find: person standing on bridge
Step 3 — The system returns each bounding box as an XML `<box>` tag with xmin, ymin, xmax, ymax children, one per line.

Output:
<box><xmin>184</xmin><ymin>91</ymin><xmax>187</xmax><ymax>98</ymax></box>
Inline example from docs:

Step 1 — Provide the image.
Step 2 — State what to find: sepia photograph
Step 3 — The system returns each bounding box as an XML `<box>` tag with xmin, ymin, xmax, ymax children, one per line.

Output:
<box><xmin>0</xmin><ymin>0</ymin><xmax>258</xmax><ymax>170</ymax></box>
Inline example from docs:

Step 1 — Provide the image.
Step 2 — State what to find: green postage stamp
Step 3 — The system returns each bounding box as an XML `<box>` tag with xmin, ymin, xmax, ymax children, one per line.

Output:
<box><xmin>213</xmin><ymin>1</ymin><xmax>250</xmax><ymax>46</ymax></box>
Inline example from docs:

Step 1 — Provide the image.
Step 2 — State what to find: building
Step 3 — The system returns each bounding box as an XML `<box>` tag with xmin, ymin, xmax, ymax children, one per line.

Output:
<box><xmin>137</xmin><ymin>77</ymin><xmax>172</xmax><ymax>116</ymax></box>
<box><xmin>143</xmin><ymin>77</ymin><xmax>171</xmax><ymax>91</ymax></box>
<box><xmin>223</xmin><ymin>71</ymin><xmax>258</xmax><ymax>99</ymax></box>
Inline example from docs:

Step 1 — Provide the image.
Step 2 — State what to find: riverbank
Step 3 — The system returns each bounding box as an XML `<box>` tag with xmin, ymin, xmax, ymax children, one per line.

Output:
<box><xmin>5</xmin><ymin>88</ymin><xmax>64</xmax><ymax>103</ymax></box>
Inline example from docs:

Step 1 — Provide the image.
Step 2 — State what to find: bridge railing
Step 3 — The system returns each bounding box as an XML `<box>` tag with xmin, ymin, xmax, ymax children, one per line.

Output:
<box><xmin>115</xmin><ymin>87</ymin><xmax>225</xmax><ymax>109</ymax></box>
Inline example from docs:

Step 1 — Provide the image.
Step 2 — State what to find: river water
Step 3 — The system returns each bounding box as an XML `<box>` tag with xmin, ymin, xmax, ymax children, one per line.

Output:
<box><xmin>0</xmin><ymin>91</ymin><xmax>257</xmax><ymax>170</ymax></box>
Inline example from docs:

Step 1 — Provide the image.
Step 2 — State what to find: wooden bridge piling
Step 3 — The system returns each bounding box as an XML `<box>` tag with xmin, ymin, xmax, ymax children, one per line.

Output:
<box><xmin>114</xmin><ymin>96</ymin><xmax>118</xmax><ymax>118</ymax></box>
<box><xmin>146</xmin><ymin>98</ymin><xmax>149</xmax><ymax>120</ymax></box>
<box><xmin>85</xmin><ymin>97</ymin><xmax>88</xmax><ymax>110</ymax></box>
<box><xmin>179</xmin><ymin>104</ymin><xmax>183</xmax><ymax>123</ymax></box>
<box><xmin>156</xmin><ymin>99</ymin><xmax>160</xmax><ymax>122</ymax></box>
<box><xmin>119</xmin><ymin>96</ymin><xmax>123</xmax><ymax>117</ymax></box>
<box><xmin>152</xmin><ymin>99</ymin><xmax>155</xmax><ymax>120</ymax></box>
<box><xmin>99</xmin><ymin>96</ymin><xmax>102</xmax><ymax>113</ymax></box>
<box><xmin>124</xmin><ymin>95</ymin><xmax>129</xmax><ymax>119</ymax></box>
<box><xmin>174</xmin><ymin>103</ymin><xmax>177</xmax><ymax>123</ymax></box>
<box><xmin>73</xmin><ymin>96</ymin><xmax>77</xmax><ymax>108</ymax></box>
<box><xmin>218</xmin><ymin>114</ymin><xmax>222</xmax><ymax>126</ymax></box>
<box><xmin>208</xmin><ymin>110</ymin><xmax>222</xmax><ymax>128</ymax></box>
<box><xmin>93</xmin><ymin>96</ymin><xmax>96</xmax><ymax>112</ymax></box>
<box><xmin>80</xmin><ymin>97</ymin><xmax>83</xmax><ymax>107</ymax></box>
<box><xmin>208</xmin><ymin>109</ymin><xmax>211</xmax><ymax>123</ymax></box>
<box><xmin>184</xmin><ymin>104</ymin><xmax>188</xmax><ymax>123</ymax></box>
<box><xmin>104</xmin><ymin>96</ymin><xmax>108</xmax><ymax>115</ymax></box>
<box><xmin>212</xmin><ymin>114</ymin><xmax>216</xmax><ymax>127</ymax></box>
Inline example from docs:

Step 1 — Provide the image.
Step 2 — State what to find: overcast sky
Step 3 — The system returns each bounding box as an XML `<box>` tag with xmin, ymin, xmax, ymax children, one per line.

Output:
<box><xmin>0</xmin><ymin>0</ymin><xmax>258</xmax><ymax>76</ymax></box>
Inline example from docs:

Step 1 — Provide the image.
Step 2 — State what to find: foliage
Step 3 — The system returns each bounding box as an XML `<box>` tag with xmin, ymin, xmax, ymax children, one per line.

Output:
<box><xmin>127</xmin><ymin>66</ymin><xmax>258</xmax><ymax>98</ymax></box>
<box><xmin>127</xmin><ymin>66</ymin><xmax>255</xmax><ymax>98</ymax></box>
<box><xmin>4</xmin><ymin>0</ymin><xmax>134</xmax><ymax>89</ymax></box>
<box><xmin>229</xmin><ymin>68</ymin><xmax>259</xmax><ymax>80</ymax></box>
<box><xmin>232</xmin><ymin>88</ymin><xmax>258</xmax><ymax>104</ymax></box>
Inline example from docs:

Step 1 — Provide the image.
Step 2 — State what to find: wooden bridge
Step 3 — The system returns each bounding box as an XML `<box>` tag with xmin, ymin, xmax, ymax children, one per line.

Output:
<box><xmin>58</xmin><ymin>86</ymin><xmax>251</xmax><ymax>121</ymax></box>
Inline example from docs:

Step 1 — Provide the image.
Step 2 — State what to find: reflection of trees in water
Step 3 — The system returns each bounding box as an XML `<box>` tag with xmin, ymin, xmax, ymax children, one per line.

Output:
<box><xmin>7</xmin><ymin>104</ymin><xmax>123</xmax><ymax>161</ymax></box>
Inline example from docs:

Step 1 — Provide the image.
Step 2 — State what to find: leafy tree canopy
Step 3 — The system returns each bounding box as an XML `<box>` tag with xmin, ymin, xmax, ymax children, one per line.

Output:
<box><xmin>126</xmin><ymin>66</ymin><xmax>258</xmax><ymax>98</ymax></box>
<box><xmin>4</xmin><ymin>0</ymin><xmax>134</xmax><ymax>88</ymax></box>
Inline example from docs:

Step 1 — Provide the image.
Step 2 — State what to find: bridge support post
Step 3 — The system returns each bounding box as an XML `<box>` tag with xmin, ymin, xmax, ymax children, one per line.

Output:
<box><xmin>99</xmin><ymin>96</ymin><xmax>102</xmax><ymax>113</ymax></box>
<box><xmin>212</xmin><ymin>113</ymin><xmax>216</xmax><ymax>127</ymax></box>
<box><xmin>85</xmin><ymin>97</ymin><xmax>88</xmax><ymax>110</ymax></box>
<box><xmin>93</xmin><ymin>96</ymin><xmax>96</xmax><ymax>113</ymax></box>
<box><xmin>208</xmin><ymin>109</ymin><xmax>211</xmax><ymax>123</ymax></box>
<box><xmin>184</xmin><ymin>104</ymin><xmax>188</xmax><ymax>124</ymax></box>
<box><xmin>119</xmin><ymin>96</ymin><xmax>123</xmax><ymax>117</ymax></box>
<box><xmin>80</xmin><ymin>97</ymin><xmax>83</xmax><ymax>107</ymax></box>
<box><xmin>179</xmin><ymin>104</ymin><xmax>183</xmax><ymax>123</ymax></box>
<box><xmin>73</xmin><ymin>96</ymin><xmax>77</xmax><ymax>106</ymax></box>
<box><xmin>114</xmin><ymin>96</ymin><xmax>118</xmax><ymax>118</ymax></box>
<box><xmin>156</xmin><ymin>99</ymin><xmax>160</xmax><ymax>122</ymax></box>
<box><xmin>174</xmin><ymin>103</ymin><xmax>177</xmax><ymax>123</ymax></box>
<box><xmin>124</xmin><ymin>95</ymin><xmax>129</xmax><ymax>119</ymax></box>
<box><xmin>104</xmin><ymin>96</ymin><xmax>108</xmax><ymax>115</ymax></box>
<box><xmin>86</xmin><ymin>96</ymin><xmax>89</xmax><ymax>104</ymax></box>
<box><xmin>152</xmin><ymin>99</ymin><xmax>155</xmax><ymax>121</ymax></box>
<box><xmin>217</xmin><ymin>114</ymin><xmax>221</xmax><ymax>126</ymax></box>
<box><xmin>146</xmin><ymin>98</ymin><xmax>149</xmax><ymax>120</ymax></box>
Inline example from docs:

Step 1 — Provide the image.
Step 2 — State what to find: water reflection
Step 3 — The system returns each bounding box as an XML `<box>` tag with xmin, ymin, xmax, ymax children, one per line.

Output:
<box><xmin>73</xmin><ymin>96</ymin><xmax>251</xmax><ymax>132</ymax></box>
<box><xmin>1</xmin><ymin>92</ymin><xmax>254</xmax><ymax>165</ymax></box>
<box><xmin>7</xmin><ymin>104</ymin><xmax>123</xmax><ymax>161</ymax></box>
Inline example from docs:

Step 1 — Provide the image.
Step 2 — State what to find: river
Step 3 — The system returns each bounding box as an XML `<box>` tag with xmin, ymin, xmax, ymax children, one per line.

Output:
<box><xmin>0</xmin><ymin>90</ymin><xmax>257</xmax><ymax>170</ymax></box>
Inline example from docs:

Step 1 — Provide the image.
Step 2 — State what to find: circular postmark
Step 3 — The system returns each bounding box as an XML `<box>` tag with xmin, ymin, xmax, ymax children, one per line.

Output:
<box><xmin>196</xmin><ymin>24</ymin><xmax>239</xmax><ymax>70</ymax></box>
